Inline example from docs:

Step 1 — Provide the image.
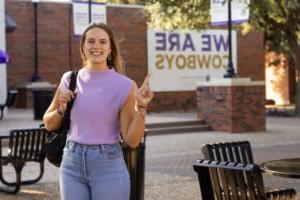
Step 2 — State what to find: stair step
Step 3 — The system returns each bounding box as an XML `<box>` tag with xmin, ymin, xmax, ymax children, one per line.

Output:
<box><xmin>146</xmin><ymin>124</ymin><xmax>211</xmax><ymax>135</ymax></box>
<box><xmin>146</xmin><ymin>120</ymin><xmax>205</xmax><ymax>129</ymax></box>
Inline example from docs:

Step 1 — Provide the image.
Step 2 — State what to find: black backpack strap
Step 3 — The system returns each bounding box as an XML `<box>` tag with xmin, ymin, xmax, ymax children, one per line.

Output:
<box><xmin>60</xmin><ymin>71</ymin><xmax>78</xmax><ymax>133</ymax></box>
<box><xmin>65</xmin><ymin>71</ymin><xmax>78</xmax><ymax>114</ymax></box>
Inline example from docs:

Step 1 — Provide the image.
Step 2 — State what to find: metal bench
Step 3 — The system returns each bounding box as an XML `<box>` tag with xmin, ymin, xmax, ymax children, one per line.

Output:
<box><xmin>201</xmin><ymin>141</ymin><xmax>254</xmax><ymax>164</ymax></box>
<box><xmin>0</xmin><ymin>128</ymin><xmax>47</xmax><ymax>194</ymax></box>
<box><xmin>193</xmin><ymin>159</ymin><xmax>296</xmax><ymax>200</ymax></box>
<box><xmin>201</xmin><ymin>141</ymin><xmax>297</xmax><ymax>200</ymax></box>
<box><xmin>0</xmin><ymin>89</ymin><xmax>18</xmax><ymax>120</ymax></box>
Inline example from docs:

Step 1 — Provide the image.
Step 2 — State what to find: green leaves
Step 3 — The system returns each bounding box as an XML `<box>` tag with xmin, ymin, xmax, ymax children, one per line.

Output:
<box><xmin>108</xmin><ymin>0</ymin><xmax>300</xmax><ymax>57</ymax></box>
<box><xmin>247</xmin><ymin>0</ymin><xmax>300</xmax><ymax>55</ymax></box>
<box><xmin>145</xmin><ymin>1</ymin><xmax>210</xmax><ymax>30</ymax></box>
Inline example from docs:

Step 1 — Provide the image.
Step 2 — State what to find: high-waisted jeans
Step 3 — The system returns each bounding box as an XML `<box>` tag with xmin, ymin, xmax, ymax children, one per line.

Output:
<box><xmin>60</xmin><ymin>141</ymin><xmax>130</xmax><ymax>200</ymax></box>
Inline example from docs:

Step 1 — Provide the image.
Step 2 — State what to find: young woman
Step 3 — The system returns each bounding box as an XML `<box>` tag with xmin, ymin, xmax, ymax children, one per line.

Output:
<box><xmin>43</xmin><ymin>23</ymin><xmax>153</xmax><ymax>200</ymax></box>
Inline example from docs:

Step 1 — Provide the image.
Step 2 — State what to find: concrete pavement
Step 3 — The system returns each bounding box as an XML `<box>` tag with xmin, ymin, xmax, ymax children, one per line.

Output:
<box><xmin>0</xmin><ymin>109</ymin><xmax>299</xmax><ymax>199</ymax></box>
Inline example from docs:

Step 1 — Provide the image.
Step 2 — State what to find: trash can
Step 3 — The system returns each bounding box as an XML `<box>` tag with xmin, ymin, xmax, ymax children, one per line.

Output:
<box><xmin>121</xmin><ymin>131</ymin><xmax>146</xmax><ymax>200</ymax></box>
<box><xmin>32</xmin><ymin>88</ymin><xmax>54</xmax><ymax>120</ymax></box>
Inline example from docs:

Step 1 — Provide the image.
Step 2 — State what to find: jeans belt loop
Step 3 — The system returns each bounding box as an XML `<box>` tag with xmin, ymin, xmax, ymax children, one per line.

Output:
<box><xmin>100</xmin><ymin>144</ymin><xmax>105</xmax><ymax>153</ymax></box>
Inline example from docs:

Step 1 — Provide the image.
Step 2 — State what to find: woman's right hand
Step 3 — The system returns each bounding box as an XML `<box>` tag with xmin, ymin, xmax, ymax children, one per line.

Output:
<box><xmin>58</xmin><ymin>89</ymin><xmax>76</xmax><ymax>113</ymax></box>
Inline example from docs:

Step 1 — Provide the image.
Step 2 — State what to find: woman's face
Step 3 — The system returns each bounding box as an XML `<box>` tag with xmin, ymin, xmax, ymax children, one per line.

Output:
<box><xmin>83</xmin><ymin>27</ymin><xmax>111</xmax><ymax>66</ymax></box>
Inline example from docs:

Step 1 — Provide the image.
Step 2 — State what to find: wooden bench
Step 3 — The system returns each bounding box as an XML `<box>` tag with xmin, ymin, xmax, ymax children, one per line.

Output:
<box><xmin>0</xmin><ymin>89</ymin><xmax>18</xmax><ymax>120</ymax></box>
<box><xmin>193</xmin><ymin>159</ymin><xmax>296</xmax><ymax>200</ymax></box>
<box><xmin>0</xmin><ymin>128</ymin><xmax>47</xmax><ymax>194</ymax></box>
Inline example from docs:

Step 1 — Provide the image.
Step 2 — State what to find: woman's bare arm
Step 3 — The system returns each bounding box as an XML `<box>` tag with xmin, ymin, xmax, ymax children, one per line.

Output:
<box><xmin>120</xmin><ymin>83</ymin><xmax>145</xmax><ymax>148</ymax></box>
<box><xmin>120</xmin><ymin>75</ymin><xmax>153</xmax><ymax>147</ymax></box>
<box><xmin>43</xmin><ymin>87</ymin><xmax>75</xmax><ymax>131</ymax></box>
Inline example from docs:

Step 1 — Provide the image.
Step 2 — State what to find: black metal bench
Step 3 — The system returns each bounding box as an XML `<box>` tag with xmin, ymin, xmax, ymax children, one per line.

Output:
<box><xmin>201</xmin><ymin>141</ymin><xmax>254</xmax><ymax>164</ymax></box>
<box><xmin>201</xmin><ymin>141</ymin><xmax>297</xmax><ymax>200</ymax></box>
<box><xmin>193</xmin><ymin>159</ymin><xmax>296</xmax><ymax>200</ymax></box>
<box><xmin>0</xmin><ymin>128</ymin><xmax>47</xmax><ymax>194</ymax></box>
<box><xmin>0</xmin><ymin>89</ymin><xmax>18</xmax><ymax>120</ymax></box>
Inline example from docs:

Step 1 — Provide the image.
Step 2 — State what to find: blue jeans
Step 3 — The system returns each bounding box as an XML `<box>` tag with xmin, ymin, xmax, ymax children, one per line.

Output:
<box><xmin>60</xmin><ymin>141</ymin><xmax>130</xmax><ymax>200</ymax></box>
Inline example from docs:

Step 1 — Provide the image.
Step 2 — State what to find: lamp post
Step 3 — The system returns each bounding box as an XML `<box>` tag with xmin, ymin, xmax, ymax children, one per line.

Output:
<box><xmin>224</xmin><ymin>0</ymin><xmax>236</xmax><ymax>78</ymax></box>
<box><xmin>88</xmin><ymin>0</ymin><xmax>92</xmax><ymax>23</ymax></box>
<box><xmin>31</xmin><ymin>0</ymin><xmax>42</xmax><ymax>82</ymax></box>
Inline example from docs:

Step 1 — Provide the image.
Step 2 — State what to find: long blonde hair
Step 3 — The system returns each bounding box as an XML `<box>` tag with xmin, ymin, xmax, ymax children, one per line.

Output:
<box><xmin>80</xmin><ymin>23</ymin><xmax>125</xmax><ymax>74</ymax></box>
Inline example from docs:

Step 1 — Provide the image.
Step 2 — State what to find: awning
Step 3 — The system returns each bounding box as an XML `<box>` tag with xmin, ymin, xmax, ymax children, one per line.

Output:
<box><xmin>5</xmin><ymin>13</ymin><xmax>16</xmax><ymax>33</ymax></box>
<box><xmin>0</xmin><ymin>50</ymin><xmax>10</xmax><ymax>64</ymax></box>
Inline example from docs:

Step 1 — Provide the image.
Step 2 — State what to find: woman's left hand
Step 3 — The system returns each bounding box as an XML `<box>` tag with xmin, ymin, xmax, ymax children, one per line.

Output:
<box><xmin>136</xmin><ymin>74</ymin><xmax>154</xmax><ymax>107</ymax></box>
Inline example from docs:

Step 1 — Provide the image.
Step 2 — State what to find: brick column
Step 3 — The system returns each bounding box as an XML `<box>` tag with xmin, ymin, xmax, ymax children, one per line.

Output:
<box><xmin>196</xmin><ymin>78</ymin><xmax>265</xmax><ymax>133</ymax></box>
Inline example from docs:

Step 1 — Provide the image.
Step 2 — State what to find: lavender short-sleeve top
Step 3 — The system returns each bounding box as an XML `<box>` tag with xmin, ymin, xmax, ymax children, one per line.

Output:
<box><xmin>59</xmin><ymin>67</ymin><xmax>133</xmax><ymax>144</ymax></box>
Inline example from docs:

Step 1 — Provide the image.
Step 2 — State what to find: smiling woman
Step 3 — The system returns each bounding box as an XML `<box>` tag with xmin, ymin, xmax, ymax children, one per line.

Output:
<box><xmin>42</xmin><ymin>23</ymin><xmax>153</xmax><ymax>200</ymax></box>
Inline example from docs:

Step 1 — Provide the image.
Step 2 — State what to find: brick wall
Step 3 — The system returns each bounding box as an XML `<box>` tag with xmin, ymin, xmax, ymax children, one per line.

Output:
<box><xmin>6</xmin><ymin>1</ymin><xmax>34</xmax><ymax>86</ymax></box>
<box><xmin>5</xmin><ymin>1</ymin><xmax>264</xmax><ymax>111</ymax></box>
<box><xmin>197</xmin><ymin>84</ymin><xmax>266</xmax><ymax>133</ymax></box>
<box><xmin>237</xmin><ymin>31</ymin><xmax>265</xmax><ymax>81</ymax></box>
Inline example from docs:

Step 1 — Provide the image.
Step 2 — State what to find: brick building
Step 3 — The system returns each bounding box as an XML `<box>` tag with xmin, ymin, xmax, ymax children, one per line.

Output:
<box><xmin>5</xmin><ymin>1</ymin><xmax>264</xmax><ymax>112</ymax></box>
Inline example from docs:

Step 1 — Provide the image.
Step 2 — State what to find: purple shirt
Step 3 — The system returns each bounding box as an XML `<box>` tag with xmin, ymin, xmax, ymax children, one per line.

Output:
<box><xmin>59</xmin><ymin>67</ymin><xmax>133</xmax><ymax>144</ymax></box>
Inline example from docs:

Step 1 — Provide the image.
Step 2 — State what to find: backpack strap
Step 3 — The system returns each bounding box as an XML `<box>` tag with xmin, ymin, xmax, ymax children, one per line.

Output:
<box><xmin>65</xmin><ymin>71</ymin><xmax>78</xmax><ymax>114</ymax></box>
<box><xmin>60</xmin><ymin>71</ymin><xmax>78</xmax><ymax>133</ymax></box>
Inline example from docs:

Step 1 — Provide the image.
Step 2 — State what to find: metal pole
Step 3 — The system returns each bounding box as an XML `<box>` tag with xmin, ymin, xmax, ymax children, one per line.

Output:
<box><xmin>31</xmin><ymin>1</ymin><xmax>42</xmax><ymax>82</ymax></box>
<box><xmin>224</xmin><ymin>0</ymin><xmax>235</xmax><ymax>78</ymax></box>
<box><xmin>88</xmin><ymin>0</ymin><xmax>92</xmax><ymax>24</ymax></box>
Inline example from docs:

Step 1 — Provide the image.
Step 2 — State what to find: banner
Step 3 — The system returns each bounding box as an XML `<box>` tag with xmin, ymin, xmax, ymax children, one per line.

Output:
<box><xmin>147</xmin><ymin>29</ymin><xmax>237</xmax><ymax>92</ymax></box>
<box><xmin>211</xmin><ymin>0</ymin><xmax>250</xmax><ymax>25</ymax></box>
<box><xmin>0</xmin><ymin>0</ymin><xmax>7</xmax><ymax>104</ymax></box>
<box><xmin>72</xmin><ymin>1</ymin><xmax>106</xmax><ymax>35</ymax></box>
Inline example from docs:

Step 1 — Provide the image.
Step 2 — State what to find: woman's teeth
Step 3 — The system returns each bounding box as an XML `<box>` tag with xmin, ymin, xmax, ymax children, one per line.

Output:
<box><xmin>91</xmin><ymin>51</ymin><xmax>102</xmax><ymax>56</ymax></box>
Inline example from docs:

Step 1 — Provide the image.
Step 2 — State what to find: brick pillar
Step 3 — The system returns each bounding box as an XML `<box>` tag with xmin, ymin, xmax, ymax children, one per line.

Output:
<box><xmin>196</xmin><ymin>78</ymin><xmax>265</xmax><ymax>133</ymax></box>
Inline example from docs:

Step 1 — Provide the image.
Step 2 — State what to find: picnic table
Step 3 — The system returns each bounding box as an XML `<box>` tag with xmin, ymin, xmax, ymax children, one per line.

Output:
<box><xmin>261</xmin><ymin>158</ymin><xmax>300</xmax><ymax>179</ymax></box>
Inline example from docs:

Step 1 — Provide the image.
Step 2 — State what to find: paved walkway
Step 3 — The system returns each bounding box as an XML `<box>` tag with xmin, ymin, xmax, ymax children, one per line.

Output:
<box><xmin>0</xmin><ymin>109</ymin><xmax>299</xmax><ymax>199</ymax></box>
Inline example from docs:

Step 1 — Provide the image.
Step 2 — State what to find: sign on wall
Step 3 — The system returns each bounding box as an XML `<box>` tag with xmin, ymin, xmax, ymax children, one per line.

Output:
<box><xmin>211</xmin><ymin>0</ymin><xmax>250</xmax><ymax>25</ymax></box>
<box><xmin>0</xmin><ymin>0</ymin><xmax>7</xmax><ymax>104</ymax></box>
<box><xmin>147</xmin><ymin>29</ymin><xmax>237</xmax><ymax>91</ymax></box>
<box><xmin>72</xmin><ymin>0</ymin><xmax>106</xmax><ymax>35</ymax></box>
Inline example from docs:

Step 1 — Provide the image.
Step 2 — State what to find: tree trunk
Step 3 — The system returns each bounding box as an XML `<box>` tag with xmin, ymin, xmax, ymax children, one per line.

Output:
<box><xmin>286</xmin><ymin>27</ymin><xmax>300</xmax><ymax>115</ymax></box>
<box><xmin>290</xmin><ymin>44</ymin><xmax>300</xmax><ymax>115</ymax></box>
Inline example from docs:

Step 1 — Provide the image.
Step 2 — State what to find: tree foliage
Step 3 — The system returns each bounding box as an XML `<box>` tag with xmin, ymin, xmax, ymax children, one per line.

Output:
<box><xmin>108</xmin><ymin>0</ymin><xmax>300</xmax><ymax>58</ymax></box>
<box><xmin>145</xmin><ymin>0</ymin><xmax>210</xmax><ymax>30</ymax></box>
<box><xmin>248</xmin><ymin>0</ymin><xmax>300</xmax><ymax>55</ymax></box>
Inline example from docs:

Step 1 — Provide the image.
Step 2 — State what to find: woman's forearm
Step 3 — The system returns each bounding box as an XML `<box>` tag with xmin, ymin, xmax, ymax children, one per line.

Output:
<box><xmin>124</xmin><ymin>110</ymin><xmax>146</xmax><ymax>148</ymax></box>
<box><xmin>43</xmin><ymin>109</ymin><xmax>64</xmax><ymax>131</ymax></box>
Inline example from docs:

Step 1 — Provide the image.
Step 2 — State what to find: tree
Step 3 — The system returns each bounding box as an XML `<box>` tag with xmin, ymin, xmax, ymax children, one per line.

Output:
<box><xmin>109</xmin><ymin>0</ymin><xmax>300</xmax><ymax>114</ymax></box>
<box><xmin>248</xmin><ymin>1</ymin><xmax>300</xmax><ymax>115</ymax></box>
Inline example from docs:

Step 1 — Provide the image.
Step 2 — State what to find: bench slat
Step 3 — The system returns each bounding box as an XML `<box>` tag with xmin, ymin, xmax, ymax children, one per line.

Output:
<box><xmin>23</xmin><ymin>132</ymin><xmax>30</xmax><ymax>159</ymax></box>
